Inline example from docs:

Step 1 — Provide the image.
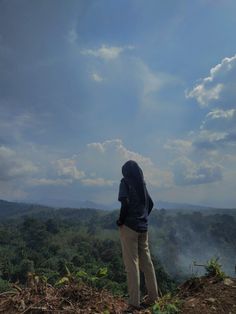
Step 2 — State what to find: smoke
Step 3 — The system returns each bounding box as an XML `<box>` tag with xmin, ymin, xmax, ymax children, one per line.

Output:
<box><xmin>149</xmin><ymin>210</ymin><xmax>236</xmax><ymax>280</ymax></box>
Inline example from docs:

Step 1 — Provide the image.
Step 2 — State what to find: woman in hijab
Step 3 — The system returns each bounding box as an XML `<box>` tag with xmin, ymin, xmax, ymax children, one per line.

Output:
<box><xmin>117</xmin><ymin>160</ymin><xmax>159</xmax><ymax>311</ymax></box>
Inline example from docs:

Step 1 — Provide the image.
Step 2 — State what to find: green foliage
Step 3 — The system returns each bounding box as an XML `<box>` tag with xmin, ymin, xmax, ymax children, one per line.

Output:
<box><xmin>96</xmin><ymin>267</ymin><xmax>108</xmax><ymax>277</ymax></box>
<box><xmin>152</xmin><ymin>294</ymin><xmax>180</xmax><ymax>314</ymax></box>
<box><xmin>55</xmin><ymin>265</ymin><xmax>108</xmax><ymax>287</ymax></box>
<box><xmin>55</xmin><ymin>276</ymin><xmax>70</xmax><ymax>286</ymax></box>
<box><xmin>1</xmin><ymin>200</ymin><xmax>236</xmax><ymax>298</ymax></box>
<box><xmin>0</xmin><ymin>277</ymin><xmax>11</xmax><ymax>293</ymax></box>
<box><xmin>17</xmin><ymin>259</ymin><xmax>35</xmax><ymax>282</ymax></box>
<box><xmin>205</xmin><ymin>257</ymin><xmax>226</xmax><ymax>279</ymax></box>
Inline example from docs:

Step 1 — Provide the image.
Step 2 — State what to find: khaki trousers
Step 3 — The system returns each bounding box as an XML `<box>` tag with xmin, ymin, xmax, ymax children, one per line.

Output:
<box><xmin>119</xmin><ymin>225</ymin><xmax>159</xmax><ymax>307</ymax></box>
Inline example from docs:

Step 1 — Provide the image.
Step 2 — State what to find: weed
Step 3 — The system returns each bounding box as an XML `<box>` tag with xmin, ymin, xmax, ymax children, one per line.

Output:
<box><xmin>152</xmin><ymin>293</ymin><xmax>181</xmax><ymax>314</ymax></box>
<box><xmin>205</xmin><ymin>257</ymin><xmax>226</xmax><ymax>280</ymax></box>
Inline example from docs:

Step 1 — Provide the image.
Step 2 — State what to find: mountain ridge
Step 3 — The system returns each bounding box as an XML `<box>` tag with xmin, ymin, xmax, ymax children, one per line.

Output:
<box><xmin>1</xmin><ymin>198</ymin><xmax>235</xmax><ymax>212</ymax></box>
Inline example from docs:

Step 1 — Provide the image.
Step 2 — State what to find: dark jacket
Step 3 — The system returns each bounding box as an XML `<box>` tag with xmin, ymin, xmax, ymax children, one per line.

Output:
<box><xmin>117</xmin><ymin>160</ymin><xmax>154</xmax><ymax>232</ymax></box>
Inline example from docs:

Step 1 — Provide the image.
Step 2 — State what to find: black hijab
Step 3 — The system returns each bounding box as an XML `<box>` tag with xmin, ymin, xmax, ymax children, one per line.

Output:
<box><xmin>122</xmin><ymin>160</ymin><xmax>146</xmax><ymax>204</ymax></box>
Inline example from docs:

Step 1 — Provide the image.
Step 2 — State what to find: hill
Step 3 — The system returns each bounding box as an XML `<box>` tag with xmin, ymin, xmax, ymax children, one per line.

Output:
<box><xmin>177</xmin><ymin>276</ymin><xmax>236</xmax><ymax>314</ymax></box>
<box><xmin>0</xmin><ymin>274</ymin><xmax>235</xmax><ymax>313</ymax></box>
<box><xmin>0</xmin><ymin>199</ymin><xmax>236</xmax><ymax>279</ymax></box>
<box><xmin>0</xmin><ymin>199</ymin><xmax>236</xmax><ymax>313</ymax></box>
<box><xmin>0</xmin><ymin>199</ymin><xmax>55</xmax><ymax>220</ymax></box>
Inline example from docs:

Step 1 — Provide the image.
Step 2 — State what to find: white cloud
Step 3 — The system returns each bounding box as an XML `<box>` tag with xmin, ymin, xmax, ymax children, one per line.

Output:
<box><xmin>81</xmin><ymin>44</ymin><xmax>133</xmax><ymax>60</ymax></box>
<box><xmin>30</xmin><ymin>178</ymin><xmax>73</xmax><ymax>186</ymax></box>
<box><xmin>193</xmin><ymin>130</ymin><xmax>236</xmax><ymax>151</ymax></box>
<box><xmin>164</xmin><ymin>139</ymin><xmax>192</xmax><ymax>155</ymax></box>
<box><xmin>186</xmin><ymin>54</ymin><xmax>236</xmax><ymax>107</ymax></box>
<box><xmin>208</xmin><ymin>55</ymin><xmax>236</xmax><ymax>81</ymax></box>
<box><xmin>86</xmin><ymin>139</ymin><xmax>173</xmax><ymax>188</ymax></box>
<box><xmin>186</xmin><ymin>83</ymin><xmax>223</xmax><ymax>107</ymax></box>
<box><xmin>0</xmin><ymin>145</ymin><xmax>38</xmax><ymax>200</ymax></box>
<box><xmin>91</xmin><ymin>72</ymin><xmax>103</xmax><ymax>82</ymax></box>
<box><xmin>172</xmin><ymin>157</ymin><xmax>222</xmax><ymax>185</ymax></box>
<box><xmin>23</xmin><ymin>139</ymin><xmax>172</xmax><ymax>191</ymax></box>
<box><xmin>184</xmin><ymin>54</ymin><xmax>236</xmax><ymax>160</ymax></box>
<box><xmin>201</xmin><ymin>108</ymin><xmax>236</xmax><ymax>131</ymax></box>
<box><xmin>0</xmin><ymin>145</ymin><xmax>38</xmax><ymax>181</ymax></box>
<box><xmin>206</xmin><ymin>108</ymin><xmax>235</xmax><ymax>120</ymax></box>
<box><xmin>81</xmin><ymin>177</ymin><xmax>114</xmax><ymax>187</ymax></box>
<box><xmin>55</xmin><ymin>158</ymin><xmax>85</xmax><ymax>180</ymax></box>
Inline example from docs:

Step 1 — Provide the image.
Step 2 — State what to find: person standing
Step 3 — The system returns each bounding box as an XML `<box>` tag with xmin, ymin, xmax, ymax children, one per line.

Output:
<box><xmin>117</xmin><ymin>160</ymin><xmax>159</xmax><ymax>311</ymax></box>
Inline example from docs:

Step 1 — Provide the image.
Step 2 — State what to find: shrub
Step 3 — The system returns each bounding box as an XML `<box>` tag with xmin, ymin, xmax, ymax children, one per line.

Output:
<box><xmin>205</xmin><ymin>257</ymin><xmax>226</xmax><ymax>280</ymax></box>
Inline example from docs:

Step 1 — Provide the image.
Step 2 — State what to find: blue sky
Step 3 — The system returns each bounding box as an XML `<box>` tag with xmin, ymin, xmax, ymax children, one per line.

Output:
<box><xmin>0</xmin><ymin>0</ymin><xmax>236</xmax><ymax>208</ymax></box>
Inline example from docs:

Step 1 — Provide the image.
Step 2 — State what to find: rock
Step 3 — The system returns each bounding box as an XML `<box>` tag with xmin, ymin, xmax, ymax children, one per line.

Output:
<box><xmin>206</xmin><ymin>297</ymin><xmax>216</xmax><ymax>303</ymax></box>
<box><xmin>224</xmin><ymin>278</ymin><xmax>234</xmax><ymax>286</ymax></box>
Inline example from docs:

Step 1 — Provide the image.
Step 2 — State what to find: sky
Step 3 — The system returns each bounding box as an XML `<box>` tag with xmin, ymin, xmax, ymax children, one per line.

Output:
<box><xmin>0</xmin><ymin>0</ymin><xmax>236</xmax><ymax>208</ymax></box>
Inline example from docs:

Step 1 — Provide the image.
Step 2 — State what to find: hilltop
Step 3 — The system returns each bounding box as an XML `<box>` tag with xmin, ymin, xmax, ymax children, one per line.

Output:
<box><xmin>0</xmin><ymin>199</ymin><xmax>236</xmax><ymax>313</ymax></box>
<box><xmin>0</xmin><ymin>274</ymin><xmax>235</xmax><ymax>313</ymax></box>
<box><xmin>177</xmin><ymin>276</ymin><xmax>236</xmax><ymax>314</ymax></box>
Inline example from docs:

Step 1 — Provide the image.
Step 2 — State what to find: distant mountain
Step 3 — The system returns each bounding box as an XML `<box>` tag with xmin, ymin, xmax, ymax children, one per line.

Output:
<box><xmin>0</xmin><ymin>199</ymin><xmax>54</xmax><ymax>219</ymax></box>
<box><xmin>1</xmin><ymin>199</ymin><xmax>235</xmax><ymax>221</ymax></box>
<box><xmin>157</xmin><ymin>200</ymin><xmax>214</xmax><ymax>210</ymax></box>
<box><xmin>26</xmin><ymin>198</ymin><xmax>218</xmax><ymax>211</ymax></box>
<box><xmin>29</xmin><ymin>198</ymin><xmax>119</xmax><ymax>210</ymax></box>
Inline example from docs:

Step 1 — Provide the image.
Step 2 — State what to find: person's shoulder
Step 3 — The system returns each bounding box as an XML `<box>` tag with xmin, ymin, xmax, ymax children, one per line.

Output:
<box><xmin>120</xmin><ymin>178</ymin><xmax>129</xmax><ymax>189</ymax></box>
<box><xmin>120</xmin><ymin>178</ymin><xmax>127</xmax><ymax>186</ymax></box>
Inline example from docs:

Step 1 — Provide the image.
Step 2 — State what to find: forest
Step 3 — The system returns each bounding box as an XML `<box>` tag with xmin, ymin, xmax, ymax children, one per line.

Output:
<box><xmin>0</xmin><ymin>199</ymin><xmax>236</xmax><ymax>297</ymax></box>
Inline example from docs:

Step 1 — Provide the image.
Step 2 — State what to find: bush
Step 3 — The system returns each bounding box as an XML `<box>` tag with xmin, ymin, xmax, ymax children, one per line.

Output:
<box><xmin>205</xmin><ymin>257</ymin><xmax>226</xmax><ymax>280</ymax></box>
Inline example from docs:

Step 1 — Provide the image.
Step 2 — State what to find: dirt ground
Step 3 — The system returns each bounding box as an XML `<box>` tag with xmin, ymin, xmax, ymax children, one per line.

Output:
<box><xmin>0</xmin><ymin>276</ymin><xmax>236</xmax><ymax>313</ymax></box>
<box><xmin>176</xmin><ymin>276</ymin><xmax>236</xmax><ymax>314</ymax></box>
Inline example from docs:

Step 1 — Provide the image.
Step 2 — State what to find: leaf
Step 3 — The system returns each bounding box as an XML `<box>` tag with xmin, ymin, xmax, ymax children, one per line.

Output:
<box><xmin>65</xmin><ymin>265</ymin><xmax>71</xmax><ymax>277</ymax></box>
<box><xmin>55</xmin><ymin>277</ymin><xmax>69</xmax><ymax>286</ymax></box>
<box><xmin>76</xmin><ymin>270</ymin><xmax>88</xmax><ymax>279</ymax></box>
<box><xmin>96</xmin><ymin>267</ymin><xmax>108</xmax><ymax>278</ymax></box>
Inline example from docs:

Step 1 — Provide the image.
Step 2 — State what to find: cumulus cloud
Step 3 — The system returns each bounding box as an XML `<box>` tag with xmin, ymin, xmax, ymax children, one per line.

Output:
<box><xmin>81</xmin><ymin>177</ymin><xmax>114</xmax><ymax>187</ymax></box>
<box><xmin>186</xmin><ymin>54</ymin><xmax>236</xmax><ymax>107</ymax></box>
<box><xmin>200</xmin><ymin>108</ymin><xmax>236</xmax><ymax>131</ymax></box>
<box><xmin>81</xmin><ymin>44</ymin><xmax>133</xmax><ymax>60</ymax></box>
<box><xmin>0</xmin><ymin>145</ymin><xmax>38</xmax><ymax>200</ymax></box>
<box><xmin>30</xmin><ymin>178</ymin><xmax>73</xmax><ymax>186</ymax></box>
<box><xmin>85</xmin><ymin>139</ymin><xmax>172</xmax><ymax>188</ymax></box>
<box><xmin>38</xmin><ymin>139</ymin><xmax>172</xmax><ymax>189</ymax></box>
<box><xmin>186</xmin><ymin>83</ymin><xmax>223</xmax><ymax>107</ymax></box>
<box><xmin>164</xmin><ymin>139</ymin><xmax>193</xmax><ymax>155</ymax></box>
<box><xmin>172</xmin><ymin>157</ymin><xmax>222</xmax><ymax>185</ymax></box>
<box><xmin>184</xmin><ymin>55</ymin><xmax>236</xmax><ymax>156</ymax></box>
<box><xmin>193</xmin><ymin>130</ymin><xmax>236</xmax><ymax>151</ymax></box>
<box><xmin>54</xmin><ymin>158</ymin><xmax>85</xmax><ymax>180</ymax></box>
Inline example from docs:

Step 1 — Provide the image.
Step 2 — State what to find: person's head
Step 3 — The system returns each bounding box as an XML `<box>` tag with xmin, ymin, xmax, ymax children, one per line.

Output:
<box><xmin>121</xmin><ymin>160</ymin><xmax>146</xmax><ymax>203</ymax></box>
<box><xmin>121</xmin><ymin>160</ymin><xmax>144</xmax><ymax>181</ymax></box>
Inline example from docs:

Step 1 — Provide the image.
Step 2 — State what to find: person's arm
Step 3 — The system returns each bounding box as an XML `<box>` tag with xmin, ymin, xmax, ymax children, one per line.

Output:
<box><xmin>117</xmin><ymin>197</ymin><xmax>129</xmax><ymax>226</ymax></box>
<box><xmin>147</xmin><ymin>191</ymin><xmax>154</xmax><ymax>215</ymax></box>
<box><xmin>117</xmin><ymin>179</ymin><xmax>129</xmax><ymax>226</ymax></box>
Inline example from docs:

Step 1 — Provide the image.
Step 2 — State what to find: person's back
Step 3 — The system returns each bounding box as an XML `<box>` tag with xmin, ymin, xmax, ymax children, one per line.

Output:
<box><xmin>117</xmin><ymin>160</ymin><xmax>159</xmax><ymax>312</ymax></box>
<box><xmin>119</xmin><ymin>177</ymin><xmax>153</xmax><ymax>232</ymax></box>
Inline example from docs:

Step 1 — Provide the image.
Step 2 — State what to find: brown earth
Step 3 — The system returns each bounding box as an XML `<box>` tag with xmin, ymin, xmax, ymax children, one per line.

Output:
<box><xmin>0</xmin><ymin>281</ymin><xmax>126</xmax><ymax>313</ymax></box>
<box><xmin>0</xmin><ymin>276</ymin><xmax>235</xmax><ymax>313</ymax></box>
<box><xmin>176</xmin><ymin>276</ymin><xmax>236</xmax><ymax>314</ymax></box>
